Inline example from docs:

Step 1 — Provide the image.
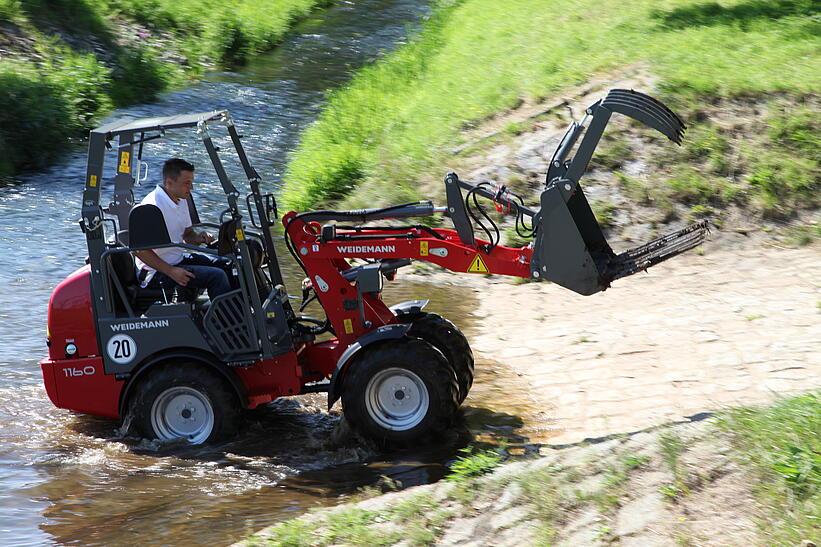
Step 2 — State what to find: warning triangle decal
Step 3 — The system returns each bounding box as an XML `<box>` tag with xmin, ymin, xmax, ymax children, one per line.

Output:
<box><xmin>468</xmin><ymin>254</ymin><xmax>489</xmax><ymax>273</ymax></box>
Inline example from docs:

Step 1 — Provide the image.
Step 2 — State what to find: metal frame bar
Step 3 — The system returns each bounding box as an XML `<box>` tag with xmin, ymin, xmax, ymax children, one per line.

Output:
<box><xmin>225</xmin><ymin>118</ymin><xmax>286</xmax><ymax>288</ymax></box>
<box><xmin>199</xmin><ymin>122</ymin><xmax>274</xmax><ymax>358</ymax></box>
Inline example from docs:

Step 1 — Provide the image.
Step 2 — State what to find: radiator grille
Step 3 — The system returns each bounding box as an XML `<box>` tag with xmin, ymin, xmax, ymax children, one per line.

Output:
<box><xmin>202</xmin><ymin>290</ymin><xmax>258</xmax><ymax>357</ymax></box>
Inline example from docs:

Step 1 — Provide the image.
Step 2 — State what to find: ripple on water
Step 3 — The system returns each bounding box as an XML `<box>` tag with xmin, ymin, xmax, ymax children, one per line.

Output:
<box><xmin>0</xmin><ymin>1</ymin><xmax>560</xmax><ymax>544</ymax></box>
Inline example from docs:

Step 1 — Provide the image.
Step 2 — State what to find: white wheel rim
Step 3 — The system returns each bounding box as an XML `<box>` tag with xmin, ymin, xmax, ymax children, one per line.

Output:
<box><xmin>150</xmin><ymin>386</ymin><xmax>214</xmax><ymax>444</ymax></box>
<box><xmin>365</xmin><ymin>367</ymin><xmax>429</xmax><ymax>431</ymax></box>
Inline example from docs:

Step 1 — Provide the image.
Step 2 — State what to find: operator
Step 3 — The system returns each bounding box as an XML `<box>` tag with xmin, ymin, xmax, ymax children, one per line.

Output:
<box><xmin>134</xmin><ymin>158</ymin><xmax>236</xmax><ymax>300</ymax></box>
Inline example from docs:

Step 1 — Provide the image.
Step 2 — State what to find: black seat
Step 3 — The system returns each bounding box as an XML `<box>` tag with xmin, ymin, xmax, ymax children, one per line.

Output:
<box><xmin>107</xmin><ymin>204</ymin><xmax>200</xmax><ymax>315</ymax></box>
<box><xmin>108</xmin><ymin>249</ymin><xmax>170</xmax><ymax>315</ymax></box>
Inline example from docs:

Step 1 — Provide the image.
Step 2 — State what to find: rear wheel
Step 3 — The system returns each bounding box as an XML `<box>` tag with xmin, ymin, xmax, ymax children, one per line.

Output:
<box><xmin>342</xmin><ymin>338</ymin><xmax>458</xmax><ymax>448</ymax></box>
<box><xmin>131</xmin><ymin>363</ymin><xmax>240</xmax><ymax>445</ymax></box>
<box><xmin>408</xmin><ymin>313</ymin><xmax>475</xmax><ymax>404</ymax></box>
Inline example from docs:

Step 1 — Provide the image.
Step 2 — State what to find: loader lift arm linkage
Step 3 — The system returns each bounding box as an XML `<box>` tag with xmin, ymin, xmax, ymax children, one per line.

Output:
<box><xmin>285</xmin><ymin>89</ymin><xmax>708</xmax><ymax>345</ymax></box>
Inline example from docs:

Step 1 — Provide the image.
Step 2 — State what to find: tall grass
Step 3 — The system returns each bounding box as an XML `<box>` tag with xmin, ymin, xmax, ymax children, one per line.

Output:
<box><xmin>110</xmin><ymin>0</ymin><xmax>327</xmax><ymax>66</ymax></box>
<box><xmin>0</xmin><ymin>0</ymin><xmax>330</xmax><ymax>175</ymax></box>
<box><xmin>282</xmin><ymin>0</ymin><xmax>820</xmax><ymax>210</ymax></box>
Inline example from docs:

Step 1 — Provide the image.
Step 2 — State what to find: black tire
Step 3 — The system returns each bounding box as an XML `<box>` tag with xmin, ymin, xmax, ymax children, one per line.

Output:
<box><xmin>408</xmin><ymin>313</ymin><xmax>475</xmax><ymax>404</ymax></box>
<box><xmin>131</xmin><ymin>363</ymin><xmax>240</xmax><ymax>445</ymax></box>
<box><xmin>342</xmin><ymin>338</ymin><xmax>458</xmax><ymax>448</ymax></box>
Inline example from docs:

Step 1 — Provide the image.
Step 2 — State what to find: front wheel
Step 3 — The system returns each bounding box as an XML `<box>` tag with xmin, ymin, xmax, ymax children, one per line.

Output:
<box><xmin>408</xmin><ymin>313</ymin><xmax>475</xmax><ymax>404</ymax></box>
<box><xmin>342</xmin><ymin>338</ymin><xmax>458</xmax><ymax>448</ymax></box>
<box><xmin>131</xmin><ymin>363</ymin><xmax>240</xmax><ymax>445</ymax></box>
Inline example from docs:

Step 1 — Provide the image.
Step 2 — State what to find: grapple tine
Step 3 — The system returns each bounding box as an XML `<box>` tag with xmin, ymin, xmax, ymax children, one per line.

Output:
<box><xmin>603</xmin><ymin>89</ymin><xmax>686</xmax><ymax>144</ymax></box>
<box><xmin>606</xmin><ymin>89</ymin><xmax>686</xmax><ymax>130</ymax></box>
<box><xmin>604</xmin><ymin>221</ymin><xmax>710</xmax><ymax>283</ymax></box>
<box><xmin>604</xmin><ymin>97</ymin><xmax>685</xmax><ymax>144</ymax></box>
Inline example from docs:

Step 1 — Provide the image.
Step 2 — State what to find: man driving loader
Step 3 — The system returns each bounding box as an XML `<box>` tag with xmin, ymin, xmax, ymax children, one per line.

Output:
<box><xmin>134</xmin><ymin>158</ymin><xmax>236</xmax><ymax>299</ymax></box>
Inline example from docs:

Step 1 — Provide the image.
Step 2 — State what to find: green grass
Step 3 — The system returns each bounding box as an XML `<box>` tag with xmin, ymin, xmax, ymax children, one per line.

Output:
<box><xmin>110</xmin><ymin>0</ymin><xmax>329</xmax><ymax>66</ymax></box>
<box><xmin>0</xmin><ymin>0</ymin><xmax>330</xmax><ymax>175</ymax></box>
<box><xmin>446</xmin><ymin>447</ymin><xmax>502</xmax><ymax>482</ymax></box>
<box><xmin>249</xmin><ymin>492</ymin><xmax>452</xmax><ymax>547</ymax></box>
<box><xmin>719</xmin><ymin>392</ymin><xmax>820</xmax><ymax>545</ymax></box>
<box><xmin>659</xmin><ymin>430</ymin><xmax>690</xmax><ymax>501</ymax></box>
<box><xmin>783</xmin><ymin>222</ymin><xmax>821</xmax><ymax>246</ymax></box>
<box><xmin>282</xmin><ymin>0</ymin><xmax>820</xmax><ymax>210</ymax></box>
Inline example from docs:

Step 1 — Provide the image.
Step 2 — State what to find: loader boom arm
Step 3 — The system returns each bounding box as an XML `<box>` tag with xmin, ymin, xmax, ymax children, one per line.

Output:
<box><xmin>284</xmin><ymin>89</ymin><xmax>708</xmax><ymax>342</ymax></box>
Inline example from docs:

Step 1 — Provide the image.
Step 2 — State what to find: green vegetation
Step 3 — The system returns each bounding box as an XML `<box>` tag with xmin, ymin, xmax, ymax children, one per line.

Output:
<box><xmin>283</xmin><ymin>0</ymin><xmax>819</xmax><ymax>220</ymax></box>
<box><xmin>719</xmin><ymin>392</ymin><xmax>820</xmax><ymax>545</ymax></box>
<box><xmin>248</xmin><ymin>492</ymin><xmax>452</xmax><ymax>547</ymax></box>
<box><xmin>446</xmin><ymin>447</ymin><xmax>502</xmax><ymax>482</ymax></box>
<box><xmin>244</xmin><ymin>395</ymin><xmax>819</xmax><ymax>545</ymax></box>
<box><xmin>659</xmin><ymin>430</ymin><xmax>690</xmax><ymax>501</ymax></box>
<box><xmin>783</xmin><ymin>222</ymin><xmax>821</xmax><ymax>246</ymax></box>
<box><xmin>0</xmin><ymin>0</ymin><xmax>330</xmax><ymax>175</ymax></box>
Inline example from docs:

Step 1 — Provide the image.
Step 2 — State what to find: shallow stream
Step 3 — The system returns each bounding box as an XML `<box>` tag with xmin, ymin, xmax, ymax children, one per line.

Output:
<box><xmin>0</xmin><ymin>2</ymin><xmax>552</xmax><ymax>544</ymax></box>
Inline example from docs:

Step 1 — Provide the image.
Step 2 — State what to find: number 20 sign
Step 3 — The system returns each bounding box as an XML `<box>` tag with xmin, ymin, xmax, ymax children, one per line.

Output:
<box><xmin>107</xmin><ymin>334</ymin><xmax>137</xmax><ymax>365</ymax></box>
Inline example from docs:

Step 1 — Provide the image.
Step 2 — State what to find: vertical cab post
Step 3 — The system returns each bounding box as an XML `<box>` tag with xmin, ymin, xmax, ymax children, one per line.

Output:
<box><xmin>199</xmin><ymin>121</ymin><xmax>275</xmax><ymax>358</ymax></box>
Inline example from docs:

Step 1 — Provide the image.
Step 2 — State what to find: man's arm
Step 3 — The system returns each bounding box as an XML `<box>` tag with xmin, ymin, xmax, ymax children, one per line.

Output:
<box><xmin>183</xmin><ymin>227</ymin><xmax>214</xmax><ymax>245</ymax></box>
<box><xmin>134</xmin><ymin>249</ymin><xmax>195</xmax><ymax>286</ymax></box>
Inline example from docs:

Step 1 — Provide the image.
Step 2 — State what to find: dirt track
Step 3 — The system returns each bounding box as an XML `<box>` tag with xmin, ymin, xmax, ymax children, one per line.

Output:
<box><xmin>465</xmin><ymin>236</ymin><xmax>820</xmax><ymax>445</ymax></box>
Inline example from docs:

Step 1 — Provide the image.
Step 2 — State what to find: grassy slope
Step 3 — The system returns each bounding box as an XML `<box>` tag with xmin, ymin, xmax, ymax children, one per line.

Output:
<box><xmin>719</xmin><ymin>393</ymin><xmax>820</xmax><ymax>544</ymax></box>
<box><xmin>0</xmin><ymin>0</ymin><xmax>329</xmax><ymax>175</ymax></box>
<box><xmin>246</xmin><ymin>394</ymin><xmax>820</xmax><ymax>545</ymax></box>
<box><xmin>282</xmin><ymin>0</ymin><xmax>819</xmax><ymax>215</ymax></box>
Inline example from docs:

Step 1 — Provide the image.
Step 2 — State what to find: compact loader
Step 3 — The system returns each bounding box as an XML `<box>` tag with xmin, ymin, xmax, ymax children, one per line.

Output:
<box><xmin>41</xmin><ymin>89</ymin><xmax>707</xmax><ymax>447</ymax></box>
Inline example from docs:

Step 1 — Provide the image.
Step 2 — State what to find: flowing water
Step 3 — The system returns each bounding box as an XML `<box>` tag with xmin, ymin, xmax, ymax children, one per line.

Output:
<box><xmin>0</xmin><ymin>2</ymin><xmax>551</xmax><ymax>545</ymax></box>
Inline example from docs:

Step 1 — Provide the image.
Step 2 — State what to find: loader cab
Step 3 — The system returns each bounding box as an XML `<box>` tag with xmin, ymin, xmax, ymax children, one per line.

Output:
<box><xmin>80</xmin><ymin>111</ymin><xmax>294</xmax><ymax>375</ymax></box>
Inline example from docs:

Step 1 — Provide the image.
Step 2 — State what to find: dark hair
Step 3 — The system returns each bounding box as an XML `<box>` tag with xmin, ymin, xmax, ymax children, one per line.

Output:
<box><xmin>162</xmin><ymin>158</ymin><xmax>195</xmax><ymax>182</ymax></box>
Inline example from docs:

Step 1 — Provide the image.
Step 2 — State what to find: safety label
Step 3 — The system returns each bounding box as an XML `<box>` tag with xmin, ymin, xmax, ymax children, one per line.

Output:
<box><xmin>343</xmin><ymin>318</ymin><xmax>354</xmax><ymax>334</ymax></box>
<box><xmin>467</xmin><ymin>254</ymin><xmax>489</xmax><ymax>273</ymax></box>
<box><xmin>118</xmin><ymin>152</ymin><xmax>130</xmax><ymax>174</ymax></box>
<box><xmin>419</xmin><ymin>241</ymin><xmax>429</xmax><ymax>256</ymax></box>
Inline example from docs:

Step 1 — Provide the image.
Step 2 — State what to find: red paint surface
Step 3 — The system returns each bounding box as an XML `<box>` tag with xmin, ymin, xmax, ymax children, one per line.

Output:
<box><xmin>236</xmin><ymin>352</ymin><xmax>304</xmax><ymax>409</ymax></box>
<box><xmin>40</xmin><ymin>357</ymin><xmax>122</xmax><ymax>419</ymax></box>
<box><xmin>47</xmin><ymin>266</ymin><xmax>99</xmax><ymax>360</ymax></box>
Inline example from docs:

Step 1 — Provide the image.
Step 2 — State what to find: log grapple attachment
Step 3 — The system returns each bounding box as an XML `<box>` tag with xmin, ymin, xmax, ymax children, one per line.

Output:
<box><xmin>527</xmin><ymin>89</ymin><xmax>708</xmax><ymax>294</ymax></box>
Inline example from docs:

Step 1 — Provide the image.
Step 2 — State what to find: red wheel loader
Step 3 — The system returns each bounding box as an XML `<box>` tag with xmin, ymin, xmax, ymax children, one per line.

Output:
<box><xmin>40</xmin><ymin>90</ymin><xmax>707</xmax><ymax>446</ymax></box>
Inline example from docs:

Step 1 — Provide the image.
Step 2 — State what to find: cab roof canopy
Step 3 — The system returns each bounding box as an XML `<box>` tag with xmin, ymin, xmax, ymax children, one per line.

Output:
<box><xmin>91</xmin><ymin>111</ymin><xmax>228</xmax><ymax>139</ymax></box>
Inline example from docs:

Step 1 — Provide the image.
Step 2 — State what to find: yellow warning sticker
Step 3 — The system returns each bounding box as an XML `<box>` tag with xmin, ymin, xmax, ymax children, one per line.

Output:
<box><xmin>235</xmin><ymin>228</ymin><xmax>245</xmax><ymax>241</ymax></box>
<box><xmin>467</xmin><ymin>254</ymin><xmax>490</xmax><ymax>274</ymax></box>
<box><xmin>88</xmin><ymin>174</ymin><xmax>97</xmax><ymax>187</ymax></box>
<box><xmin>343</xmin><ymin>318</ymin><xmax>354</xmax><ymax>334</ymax></box>
<box><xmin>118</xmin><ymin>151</ymin><xmax>130</xmax><ymax>174</ymax></box>
<box><xmin>419</xmin><ymin>241</ymin><xmax>429</xmax><ymax>256</ymax></box>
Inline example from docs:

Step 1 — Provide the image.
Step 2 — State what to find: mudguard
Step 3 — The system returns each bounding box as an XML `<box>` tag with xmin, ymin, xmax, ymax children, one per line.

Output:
<box><xmin>118</xmin><ymin>349</ymin><xmax>247</xmax><ymax>417</ymax></box>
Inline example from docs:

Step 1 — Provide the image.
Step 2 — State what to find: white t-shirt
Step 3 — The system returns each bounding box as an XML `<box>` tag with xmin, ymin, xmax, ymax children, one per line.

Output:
<box><xmin>134</xmin><ymin>185</ymin><xmax>192</xmax><ymax>285</ymax></box>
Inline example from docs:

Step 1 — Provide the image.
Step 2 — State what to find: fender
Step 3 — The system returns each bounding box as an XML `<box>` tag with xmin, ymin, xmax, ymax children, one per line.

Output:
<box><xmin>118</xmin><ymin>348</ymin><xmax>247</xmax><ymax>417</ymax></box>
<box><xmin>388</xmin><ymin>299</ymin><xmax>429</xmax><ymax>318</ymax></box>
<box><xmin>327</xmin><ymin>323</ymin><xmax>412</xmax><ymax>410</ymax></box>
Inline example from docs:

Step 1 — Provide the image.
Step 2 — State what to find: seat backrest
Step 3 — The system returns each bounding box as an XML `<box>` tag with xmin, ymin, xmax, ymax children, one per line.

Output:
<box><xmin>110</xmin><ymin>250</ymin><xmax>138</xmax><ymax>287</ymax></box>
<box><xmin>129</xmin><ymin>204</ymin><xmax>171</xmax><ymax>248</ymax></box>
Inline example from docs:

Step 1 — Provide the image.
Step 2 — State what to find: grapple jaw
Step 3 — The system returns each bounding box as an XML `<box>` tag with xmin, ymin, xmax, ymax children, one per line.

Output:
<box><xmin>530</xmin><ymin>89</ymin><xmax>707</xmax><ymax>295</ymax></box>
